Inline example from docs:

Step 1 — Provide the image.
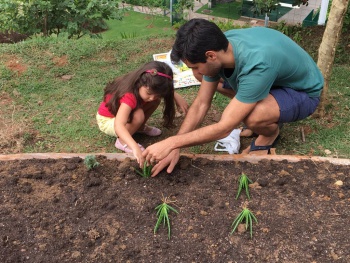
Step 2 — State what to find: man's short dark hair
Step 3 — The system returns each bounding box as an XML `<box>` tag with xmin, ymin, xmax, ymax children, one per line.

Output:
<box><xmin>171</xmin><ymin>18</ymin><xmax>229</xmax><ymax>64</ymax></box>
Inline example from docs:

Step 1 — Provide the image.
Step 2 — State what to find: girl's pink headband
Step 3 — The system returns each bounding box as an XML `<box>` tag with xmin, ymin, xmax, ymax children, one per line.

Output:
<box><xmin>145</xmin><ymin>69</ymin><xmax>172</xmax><ymax>80</ymax></box>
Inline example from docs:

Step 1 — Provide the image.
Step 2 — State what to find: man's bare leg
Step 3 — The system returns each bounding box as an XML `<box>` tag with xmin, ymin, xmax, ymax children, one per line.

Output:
<box><xmin>241</xmin><ymin>94</ymin><xmax>281</xmax><ymax>154</ymax></box>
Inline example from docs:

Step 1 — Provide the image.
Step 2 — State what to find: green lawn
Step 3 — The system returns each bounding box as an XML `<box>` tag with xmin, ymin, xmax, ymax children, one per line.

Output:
<box><xmin>1</xmin><ymin>10</ymin><xmax>349</xmax><ymax>158</ymax></box>
<box><xmin>196</xmin><ymin>2</ymin><xmax>242</xmax><ymax>20</ymax></box>
<box><xmin>102</xmin><ymin>10</ymin><xmax>174</xmax><ymax>41</ymax></box>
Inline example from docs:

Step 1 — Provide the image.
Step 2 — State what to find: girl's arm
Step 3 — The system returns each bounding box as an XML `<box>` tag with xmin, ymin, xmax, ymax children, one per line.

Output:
<box><xmin>174</xmin><ymin>91</ymin><xmax>189</xmax><ymax>115</ymax></box>
<box><xmin>114</xmin><ymin>103</ymin><xmax>144</xmax><ymax>165</ymax></box>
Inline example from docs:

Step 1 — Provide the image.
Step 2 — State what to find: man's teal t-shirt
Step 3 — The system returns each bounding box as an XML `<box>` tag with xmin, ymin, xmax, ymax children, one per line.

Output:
<box><xmin>203</xmin><ymin>27</ymin><xmax>324</xmax><ymax>103</ymax></box>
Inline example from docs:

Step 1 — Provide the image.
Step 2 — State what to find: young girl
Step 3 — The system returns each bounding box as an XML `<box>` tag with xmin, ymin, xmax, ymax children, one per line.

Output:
<box><xmin>96</xmin><ymin>61</ymin><xmax>180</xmax><ymax>165</ymax></box>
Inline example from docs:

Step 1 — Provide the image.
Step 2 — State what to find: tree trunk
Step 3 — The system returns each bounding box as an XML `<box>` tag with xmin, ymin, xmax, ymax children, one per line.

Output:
<box><xmin>316</xmin><ymin>0</ymin><xmax>349</xmax><ymax>117</ymax></box>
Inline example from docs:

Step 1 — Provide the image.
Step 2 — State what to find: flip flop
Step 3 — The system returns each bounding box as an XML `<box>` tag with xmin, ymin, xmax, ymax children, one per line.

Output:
<box><xmin>241</xmin><ymin>123</ymin><xmax>284</xmax><ymax>138</ymax></box>
<box><xmin>249</xmin><ymin>135</ymin><xmax>281</xmax><ymax>154</ymax></box>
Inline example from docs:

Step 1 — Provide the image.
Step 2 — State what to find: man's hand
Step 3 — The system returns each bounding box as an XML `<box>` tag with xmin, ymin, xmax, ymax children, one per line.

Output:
<box><xmin>142</xmin><ymin>138</ymin><xmax>174</xmax><ymax>164</ymax></box>
<box><xmin>150</xmin><ymin>149</ymin><xmax>180</xmax><ymax>177</ymax></box>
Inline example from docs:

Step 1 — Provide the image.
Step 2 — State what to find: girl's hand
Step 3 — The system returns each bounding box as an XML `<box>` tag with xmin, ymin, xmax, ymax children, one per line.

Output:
<box><xmin>174</xmin><ymin>92</ymin><xmax>189</xmax><ymax>115</ymax></box>
<box><xmin>132</xmin><ymin>147</ymin><xmax>145</xmax><ymax>168</ymax></box>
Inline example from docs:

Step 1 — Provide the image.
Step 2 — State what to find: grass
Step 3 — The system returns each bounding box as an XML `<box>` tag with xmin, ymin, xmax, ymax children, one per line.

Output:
<box><xmin>102</xmin><ymin>10</ymin><xmax>173</xmax><ymax>41</ymax></box>
<box><xmin>0</xmin><ymin>34</ymin><xmax>175</xmax><ymax>153</ymax></box>
<box><xmin>0</xmin><ymin>12</ymin><xmax>349</xmax><ymax>159</ymax></box>
<box><xmin>280</xmin><ymin>67</ymin><xmax>350</xmax><ymax>158</ymax></box>
<box><xmin>196</xmin><ymin>3</ymin><xmax>242</xmax><ymax>20</ymax></box>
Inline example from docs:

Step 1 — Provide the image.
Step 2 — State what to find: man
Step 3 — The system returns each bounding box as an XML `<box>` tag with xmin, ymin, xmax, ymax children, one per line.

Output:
<box><xmin>143</xmin><ymin>18</ymin><xmax>324</xmax><ymax>176</ymax></box>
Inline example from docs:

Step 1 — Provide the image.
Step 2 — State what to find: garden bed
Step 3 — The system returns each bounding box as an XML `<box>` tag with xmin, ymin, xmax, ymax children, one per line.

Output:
<box><xmin>0</xmin><ymin>153</ymin><xmax>349</xmax><ymax>262</ymax></box>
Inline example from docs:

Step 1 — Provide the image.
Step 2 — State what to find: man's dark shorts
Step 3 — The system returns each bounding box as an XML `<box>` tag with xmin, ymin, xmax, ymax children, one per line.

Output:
<box><xmin>222</xmin><ymin>81</ymin><xmax>320</xmax><ymax>123</ymax></box>
<box><xmin>270</xmin><ymin>87</ymin><xmax>320</xmax><ymax>123</ymax></box>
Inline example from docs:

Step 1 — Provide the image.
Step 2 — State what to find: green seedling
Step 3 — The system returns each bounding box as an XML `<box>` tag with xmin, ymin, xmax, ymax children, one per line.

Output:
<box><xmin>154</xmin><ymin>196</ymin><xmax>179</xmax><ymax>239</ymax></box>
<box><xmin>236</xmin><ymin>173</ymin><xmax>253</xmax><ymax>199</ymax></box>
<box><xmin>84</xmin><ymin>155</ymin><xmax>100</xmax><ymax>170</ymax></box>
<box><xmin>135</xmin><ymin>161</ymin><xmax>153</xmax><ymax>177</ymax></box>
<box><xmin>231</xmin><ymin>207</ymin><xmax>258</xmax><ymax>238</ymax></box>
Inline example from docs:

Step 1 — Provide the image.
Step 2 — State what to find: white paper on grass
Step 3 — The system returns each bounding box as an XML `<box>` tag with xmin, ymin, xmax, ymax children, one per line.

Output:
<box><xmin>153</xmin><ymin>51</ymin><xmax>201</xmax><ymax>89</ymax></box>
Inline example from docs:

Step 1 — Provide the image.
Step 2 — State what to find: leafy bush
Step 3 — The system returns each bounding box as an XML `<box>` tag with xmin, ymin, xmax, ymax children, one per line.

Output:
<box><xmin>0</xmin><ymin>0</ymin><xmax>124</xmax><ymax>39</ymax></box>
<box><xmin>252</xmin><ymin>0</ymin><xmax>279</xmax><ymax>15</ymax></box>
<box><xmin>124</xmin><ymin>0</ymin><xmax>168</xmax><ymax>8</ymax></box>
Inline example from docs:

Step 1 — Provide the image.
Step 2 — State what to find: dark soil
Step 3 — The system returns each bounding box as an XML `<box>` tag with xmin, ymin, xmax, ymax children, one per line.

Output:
<box><xmin>1</xmin><ymin>156</ymin><xmax>349</xmax><ymax>263</ymax></box>
<box><xmin>0</xmin><ymin>32</ymin><xmax>28</xmax><ymax>44</ymax></box>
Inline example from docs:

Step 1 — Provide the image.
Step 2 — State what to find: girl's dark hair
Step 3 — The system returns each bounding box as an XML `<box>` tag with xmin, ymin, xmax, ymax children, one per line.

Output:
<box><xmin>104</xmin><ymin>61</ymin><xmax>175</xmax><ymax>127</ymax></box>
<box><xmin>171</xmin><ymin>18</ymin><xmax>229</xmax><ymax>64</ymax></box>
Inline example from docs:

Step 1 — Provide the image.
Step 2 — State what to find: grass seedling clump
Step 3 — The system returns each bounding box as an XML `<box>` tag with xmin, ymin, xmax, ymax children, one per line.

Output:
<box><xmin>154</xmin><ymin>196</ymin><xmax>179</xmax><ymax>239</ymax></box>
<box><xmin>236</xmin><ymin>173</ymin><xmax>253</xmax><ymax>199</ymax></box>
<box><xmin>135</xmin><ymin>161</ymin><xmax>153</xmax><ymax>177</ymax></box>
<box><xmin>84</xmin><ymin>155</ymin><xmax>100</xmax><ymax>170</ymax></box>
<box><xmin>231</xmin><ymin>207</ymin><xmax>258</xmax><ymax>238</ymax></box>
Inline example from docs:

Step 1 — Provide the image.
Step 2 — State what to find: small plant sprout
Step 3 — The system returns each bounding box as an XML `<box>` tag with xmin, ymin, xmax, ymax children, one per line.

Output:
<box><xmin>230</xmin><ymin>207</ymin><xmax>258</xmax><ymax>238</ymax></box>
<box><xmin>236</xmin><ymin>173</ymin><xmax>253</xmax><ymax>200</ymax></box>
<box><xmin>84</xmin><ymin>155</ymin><xmax>100</xmax><ymax>170</ymax></box>
<box><xmin>135</xmin><ymin>161</ymin><xmax>153</xmax><ymax>178</ymax></box>
<box><xmin>154</xmin><ymin>196</ymin><xmax>179</xmax><ymax>239</ymax></box>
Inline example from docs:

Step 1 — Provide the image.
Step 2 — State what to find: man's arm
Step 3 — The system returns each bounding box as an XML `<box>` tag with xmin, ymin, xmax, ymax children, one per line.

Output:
<box><xmin>166</xmin><ymin>97</ymin><xmax>257</xmax><ymax>149</ymax></box>
<box><xmin>143</xmin><ymin>79</ymin><xmax>218</xmax><ymax>176</ymax></box>
<box><xmin>144</xmin><ymin>88</ymin><xmax>257</xmax><ymax>163</ymax></box>
<box><xmin>177</xmin><ymin>79</ymin><xmax>218</xmax><ymax>135</ymax></box>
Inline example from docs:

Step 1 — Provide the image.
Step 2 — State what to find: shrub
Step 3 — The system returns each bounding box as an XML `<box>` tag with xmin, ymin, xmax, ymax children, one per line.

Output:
<box><xmin>0</xmin><ymin>0</ymin><xmax>124</xmax><ymax>39</ymax></box>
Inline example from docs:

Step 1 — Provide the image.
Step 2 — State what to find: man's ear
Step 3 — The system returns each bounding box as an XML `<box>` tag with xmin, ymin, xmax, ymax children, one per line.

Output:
<box><xmin>205</xmin><ymin>51</ymin><xmax>217</xmax><ymax>61</ymax></box>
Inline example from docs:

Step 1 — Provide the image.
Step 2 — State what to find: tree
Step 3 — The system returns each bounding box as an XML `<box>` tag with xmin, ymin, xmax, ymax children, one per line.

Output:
<box><xmin>172</xmin><ymin>0</ymin><xmax>194</xmax><ymax>21</ymax></box>
<box><xmin>317</xmin><ymin>0</ymin><xmax>349</xmax><ymax>116</ymax></box>
<box><xmin>252</xmin><ymin>0</ymin><xmax>279</xmax><ymax>26</ymax></box>
<box><xmin>253</xmin><ymin>0</ymin><xmax>279</xmax><ymax>17</ymax></box>
<box><xmin>0</xmin><ymin>0</ymin><xmax>124</xmax><ymax>39</ymax></box>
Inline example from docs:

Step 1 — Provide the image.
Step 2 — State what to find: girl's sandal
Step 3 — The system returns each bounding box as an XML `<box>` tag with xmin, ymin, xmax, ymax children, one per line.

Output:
<box><xmin>137</xmin><ymin>125</ymin><xmax>162</xmax><ymax>136</ymax></box>
<box><xmin>115</xmin><ymin>139</ymin><xmax>145</xmax><ymax>153</ymax></box>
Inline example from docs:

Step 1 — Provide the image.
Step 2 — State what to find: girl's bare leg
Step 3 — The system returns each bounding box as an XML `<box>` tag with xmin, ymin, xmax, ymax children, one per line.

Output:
<box><xmin>139</xmin><ymin>99</ymin><xmax>161</xmax><ymax>131</ymax></box>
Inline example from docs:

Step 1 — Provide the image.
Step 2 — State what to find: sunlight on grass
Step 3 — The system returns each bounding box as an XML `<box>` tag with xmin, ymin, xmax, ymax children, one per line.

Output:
<box><xmin>102</xmin><ymin>10</ymin><xmax>174</xmax><ymax>40</ymax></box>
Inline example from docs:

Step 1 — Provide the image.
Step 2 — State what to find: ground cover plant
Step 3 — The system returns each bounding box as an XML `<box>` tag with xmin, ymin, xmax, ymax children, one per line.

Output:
<box><xmin>230</xmin><ymin>207</ymin><xmax>258</xmax><ymax>238</ymax></box>
<box><xmin>135</xmin><ymin>162</ymin><xmax>153</xmax><ymax>177</ymax></box>
<box><xmin>236</xmin><ymin>173</ymin><xmax>253</xmax><ymax>200</ymax></box>
<box><xmin>84</xmin><ymin>155</ymin><xmax>100</xmax><ymax>170</ymax></box>
<box><xmin>154</xmin><ymin>196</ymin><xmax>179</xmax><ymax>239</ymax></box>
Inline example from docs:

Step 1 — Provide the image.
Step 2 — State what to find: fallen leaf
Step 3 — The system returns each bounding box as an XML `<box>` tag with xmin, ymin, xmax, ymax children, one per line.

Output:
<box><xmin>324</xmin><ymin>149</ymin><xmax>332</xmax><ymax>155</ymax></box>
<box><xmin>61</xmin><ymin>74</ymin><xmax>74</xmax><ymax>80</ymax></box>
<box><xmin>249</xmin><ymin>181</ymin><xmax>262</xmax><ymax>189</ymax></box>
<box><xmin>334</xmin><ymin>180</ymin><xmax>343</xmax><ymax>186</ymax></box>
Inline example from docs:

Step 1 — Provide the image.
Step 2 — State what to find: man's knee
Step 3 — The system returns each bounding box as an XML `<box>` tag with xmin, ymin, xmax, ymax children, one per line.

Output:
<box><xmin>245</xmin><ymin>102</ymin><xmax>279</xmax><ymax>128</ymax></box>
